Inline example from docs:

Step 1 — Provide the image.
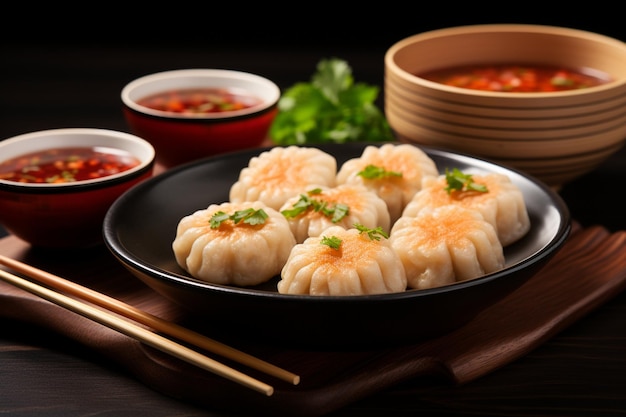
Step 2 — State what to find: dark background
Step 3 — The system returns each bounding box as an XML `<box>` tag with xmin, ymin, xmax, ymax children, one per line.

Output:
<box><xmin>4</xmin><ymin>9</ymin><xmax>625</xmax><ymax>139</ymax></box>
<box><xmin>2</xmin><ymin>8</ymin><xmax>626</xmax><ymax>234</ymax></box>
<box><xmin>3</xmin><ymin>8</ymin><xmax>626</xmax><ymax>133</ymax></box>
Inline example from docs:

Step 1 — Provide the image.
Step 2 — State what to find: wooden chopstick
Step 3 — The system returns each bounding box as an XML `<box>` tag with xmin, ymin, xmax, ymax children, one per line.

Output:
<box><xmin>0</xmin><ymin>254</ymin><xmax>300</xmax><ymax>391</ymax></box>
<box><xmin>0</xmin><ymin>268</ymin><xmax>274</xmax><ymax>396</ymax></box>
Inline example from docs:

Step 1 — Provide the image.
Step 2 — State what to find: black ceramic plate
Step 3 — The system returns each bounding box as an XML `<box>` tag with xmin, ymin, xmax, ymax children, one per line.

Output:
<box><xmin>103</xmin><ymin>142</ymin><xmax>570</xmax><ymax>348</ymax></box>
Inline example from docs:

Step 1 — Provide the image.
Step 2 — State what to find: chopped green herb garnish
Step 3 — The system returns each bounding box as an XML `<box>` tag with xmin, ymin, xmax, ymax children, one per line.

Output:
<box><xmin>443</xmin><ymin>168</ymin><xmax>488</xmax><ymax>194</ymax></box>
<box><xmin>354</xmin><ymin>223</ymin><xmax>389</xmax><ymax>241</ymax></box>
<box><xmin>281</xmin><ymin>189</ymin><xmax>350</xmax><ymax>223</ymax></box>
<box><xmin>330</xmin><ymin>203</ymin><xmax>349</xmax><ymax>223</ymax></box>
<box><xmin>321</xmin><ymin>235</ymin><xmax>342</xmax><ymax>250</ymax></box>
<box><xmin>232</xmin><ymin>208</ymin><xmax>268</xmax><ymax>225</ymax></box>
<box><xmin>209</xmin><ymin>211</ymin><xmax>231</xmax><ymax>228</ymax></box>
<box><xmin>357</xmin><ymin>164</ymin><xmax>402</xmax><ymax>179</ymax></box>
<box><xmin>210</xmin><ymin>208</ymin><xmax>268</xmax><ymax>228</ymax></box>
<box><xmin>281</xmin><ymin>195</ymin><xmax>314</xmax><ymax>218</ymax></box>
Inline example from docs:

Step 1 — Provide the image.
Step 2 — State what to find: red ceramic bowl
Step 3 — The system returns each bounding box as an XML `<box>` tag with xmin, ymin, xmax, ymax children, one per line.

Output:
<box><xmin>121</xmin><ymin>69</ymin><xmax>280</xmax><ymax>168</ymax></box>
<box><xmin>0</xmin><ymin>128</ymin><xmax>155</xmax><ymax>248</ymax></box>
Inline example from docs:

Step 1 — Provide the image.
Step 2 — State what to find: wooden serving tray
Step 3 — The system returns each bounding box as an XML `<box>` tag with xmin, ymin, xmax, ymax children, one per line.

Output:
<box><xmin>1</xmin><ymin>223</ymin><xmax>625</xmax><ymax>416</ymax></box>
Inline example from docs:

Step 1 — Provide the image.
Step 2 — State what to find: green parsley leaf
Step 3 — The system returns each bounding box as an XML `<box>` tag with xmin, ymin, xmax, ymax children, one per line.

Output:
<box><xmin>330</xmin><ymin>203</ymin><xmax>349</xmax><ymax>223</ymax></box>
<box><xmin>280</xmin><ymin>194</ymin><xmax>313</xmax><ymax>219</ymax></box>
<box><xmin>281</xmin><ymin>189</ymin><xmax>350</xmax><ymax>223</ymax></box>
<box><xmin>321</xmin><ymin>235</ymin><xmax>342</xmax><ymax>250</ymax></box>
<box><xmin>268</xmin><ymin>58</ymin><xmax>395</xmax><ymax>145</ymax></box>
<box><xmin>357</xmin><ymin>164</ymin><xmax>402</xmax><ymax>179</ymax></box>
<box><xmin>238</xmin><ymin>208</ymin><xmax>269</xmax><ymax>225</ymax></box>
<box><xmin>209</xmin><ymin>208</ymin><xmax>268</xmax><ymax>228</ymax></box>
<box><xmin>354</xmin><ymin>223</ymin><xmax>389</xmax><ymax>241</ymax></box>
<box><xmin>443</xmin><ymin>168</ymin><xmax>488</xmax><ymax>194</ymax></box>
<box><xmin>209</xmin><ymin>211</ymin><xmax>231</xmax><ymax>228</ymax></box>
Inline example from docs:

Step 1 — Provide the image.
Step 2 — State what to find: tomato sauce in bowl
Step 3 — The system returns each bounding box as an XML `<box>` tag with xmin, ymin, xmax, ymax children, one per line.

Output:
<box><xmin>136</xmin><ymin>87</ymin><xmax>263</xmax><ymax>115</ymax></box>
<box><xmin>0</xmin><ymin>147</ymin><xmax>141</xmax><ymax>184</ymax></box>
<box><xmin>418</xmin><ymin>64</ymin><xmax>611</xmax><ymax>93</ymax></box>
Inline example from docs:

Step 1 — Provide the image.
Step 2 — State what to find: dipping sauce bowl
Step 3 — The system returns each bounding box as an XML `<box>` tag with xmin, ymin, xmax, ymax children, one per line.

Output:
<box><xmin>0</xmin><ymin>128</ymin><xmax>155</xmax><ymax>248</ymax></box>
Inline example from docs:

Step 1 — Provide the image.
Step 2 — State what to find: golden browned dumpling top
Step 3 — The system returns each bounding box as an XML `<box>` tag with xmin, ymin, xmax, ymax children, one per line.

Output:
<box><xmin>230</xmin><ymin>146</ymin><xmax>337</xmax><ymax>210</ymax></box>
<box><xmin>403</xmin><ymin>172</ymin><xmax>530</xmax><ymax>246</ymax></box>
<box><xmin>279</xmin><ymin>225</ymin><xmax>407</xmax><ymax>296</ymax></box>
<box><xmin>336</xmin><ymin>143</ymin><xmax>438</xmax><ymax>223</ymax></box>
<box><xmin>279</xmin><ymin>184</ymin><xmax>391</xmax><ymax>243</ymax></box>
<box><xmin>172</xmin><ymin>201</ymin><xmax>296</xmax><ymax>286</ymax></box>
<box><xmin>391</xmin><ymin>205</ymin><xmax>505</xmax><ymax>290</ymax></box>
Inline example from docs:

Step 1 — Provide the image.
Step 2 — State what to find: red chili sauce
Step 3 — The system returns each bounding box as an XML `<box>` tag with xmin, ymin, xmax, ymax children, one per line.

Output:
<box><xmin>0</xmin><ymin>147</ymin><xmax>141</xmax><ymax>184</ymax></box>
<box><xmin>418</xmin><ymin>64</ymin><xmax>611</xmax><ymax>92</ymax></box>
<box><xmin>137</xmin><ymin>87</ymin><xmax>263</xmax><ymax>114</ymax></box>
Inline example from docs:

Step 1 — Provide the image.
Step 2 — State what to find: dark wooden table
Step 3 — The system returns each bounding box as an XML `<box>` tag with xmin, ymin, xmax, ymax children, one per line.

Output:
<box><xmin>2</xmin><ymin>17</ymin><xmax>626</xmax><ymax>416</ymax></box>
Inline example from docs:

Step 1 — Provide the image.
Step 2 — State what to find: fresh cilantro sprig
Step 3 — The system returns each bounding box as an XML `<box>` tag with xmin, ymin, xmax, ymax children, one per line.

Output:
<box><xmin>210</xmin><ymin>208</ymin><xmax>268</xmax><ymax>228</ymax></box>
<box><xmin>328</xmin><ymin>204</ymin><xmax>349</xmax><ymax>223</ymax></box>
<box><xmin>443</xmin><ymin>168</ymin><xmax>488</xmax><ymax>194</ymax></box>
<box><xmin>320</xmin><ymin>224</ymin><xmax>388</xmax><ymax>251</ymax></box>
<box><xmin>357</xmin><ymin>164</ymin><xmax>402</xmax><ymax>179</ymax></box>
<box><xmin>354</xmin><ymin>223</ymin><xmax>389</xmax><ymax>241</ymax></box>
<box><xmin>269</xmin><ymin>58</ymin><xmax>395</xmax><ymax>145</ymax></box>
<box><xmin>321</xmin><ymin>235</ymin><xmax>342</xmax><ymax>250</ymax></box>
<box><xmin>281</xmin><ymin>188</ymin><xmax>350</xmax><ymax>223</ymax></box>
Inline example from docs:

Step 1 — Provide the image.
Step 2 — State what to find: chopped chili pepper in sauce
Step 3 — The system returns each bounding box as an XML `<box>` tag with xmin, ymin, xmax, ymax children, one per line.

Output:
<box><xmin>418</xmin><ymin>64</ymin><xmax>610</xmax><ymax>92</ymax></box>
<box><xmin>0</xmin><ymin>147</ymin><xmax>141</xmax><ymax>184</ymax></box>
<box><xmin>137</xmin><ymin>87</ymin><xmax>263</xmax><ymax>114</ymax></box>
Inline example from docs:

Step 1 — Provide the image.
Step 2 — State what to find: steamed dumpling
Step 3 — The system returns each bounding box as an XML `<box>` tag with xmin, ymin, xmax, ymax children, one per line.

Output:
<box><xmin>390</xmin><ymin>205</ymin><xmax>505</xmax><ymax>290</ymax></box>
<box><xmin>229</xmin><ymin>146</ymin><xmax>337</xmax><ymax>210</ymax></box>
<box><xmin>336</xmin><ymin>143</ymin><xmax>438</xmax><ymax>223</ymax></box>
<box><xmin>279</xmin><ymin>184</ymin><xmax>391</xmax><ymax>243</ymax></box>
<box><xmin>402</xmin><ymin>172</ymin><xmax>530</xmax><ymax>246</ymax></box>
<box><xmin>279</xmin><ymin>225</ymin><xmax>407</xmax><ymax>296</ymax></box>
<box><xmin>172</xmin><ymin>201</ymin><xmax>296</xmax><ymax>286</ymax></box>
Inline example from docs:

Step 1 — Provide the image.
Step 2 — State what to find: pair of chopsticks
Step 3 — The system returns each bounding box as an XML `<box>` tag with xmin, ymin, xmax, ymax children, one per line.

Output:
<box><xmin>0</xmin><ymin>254</ymin><xmax>299</xmax><ymax>396</ymax></box>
